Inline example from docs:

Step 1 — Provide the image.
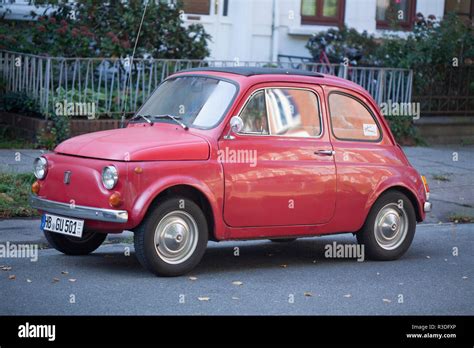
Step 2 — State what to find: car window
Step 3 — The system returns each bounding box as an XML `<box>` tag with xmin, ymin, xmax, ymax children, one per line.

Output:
<box><xmin>266</xmin><ymin>88</ymin><xmax>321</xmax><ymax>137</ymax></box>
<box><xmin>329</xmin><ymin>92</ymin><xmax>381</xmax><ymax>141</ymax></box>
<box><xmin>239</xmin><ymin>90</ymin><xmax>269</xmax><ymax>135</ymax></box>
<box><xmin>136</xmin><ymin>76</ymin><xmax>237</xmax><ymax>129</ymax></box>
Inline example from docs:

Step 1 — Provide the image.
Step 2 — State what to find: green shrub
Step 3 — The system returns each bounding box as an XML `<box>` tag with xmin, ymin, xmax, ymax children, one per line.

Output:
<box><xmin>0</xmin><ymin>0</ymin><xmax>211</xmax><ymax>59</ymax></box>
<box><xmin>36</xmin><ymin>113</ymin><xmax>70</xmax><ymax>150</ymax></box>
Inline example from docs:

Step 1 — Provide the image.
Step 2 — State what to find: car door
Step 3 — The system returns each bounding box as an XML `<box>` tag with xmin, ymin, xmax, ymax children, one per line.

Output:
<box><xmin>218</xmin><ymin>84</ymin><xmax>336</xmax><ymax>227</ymax></box>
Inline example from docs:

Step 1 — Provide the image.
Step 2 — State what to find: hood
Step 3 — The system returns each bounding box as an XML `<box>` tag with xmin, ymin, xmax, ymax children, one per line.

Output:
<box><xmin>55</xmin><ymin>124</ymin><xmax>210</xmax><ymax>161</ymax></box>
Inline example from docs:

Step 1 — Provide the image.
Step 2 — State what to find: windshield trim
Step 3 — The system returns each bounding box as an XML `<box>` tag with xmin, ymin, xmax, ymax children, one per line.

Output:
<box><xmin>134</xmin><ymin>74</ymin><xmax>240</xmax><ymax>131</ymax></box>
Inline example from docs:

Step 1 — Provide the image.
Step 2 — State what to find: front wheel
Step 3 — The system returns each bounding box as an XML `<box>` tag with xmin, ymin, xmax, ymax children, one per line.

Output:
<box><xmin>356</xmin><ymin>191</ymin><xmax>416</xmax><ymax>261</ymax></box>
<box><xmin>134</xmin><ymin>197</ymin><xmax>208</xmax><ymax>277</ymax></box>
<box><xmin>44</xmin><ymin>230</ymin><xmax>107</xmax><ymax>255</ymax></box>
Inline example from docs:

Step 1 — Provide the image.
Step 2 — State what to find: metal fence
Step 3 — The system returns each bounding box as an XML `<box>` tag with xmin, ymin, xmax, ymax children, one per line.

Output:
<box><xmin>413</xmin><ymin>65</ymin><xmax>474</xmax><ymax>116</ymax></box>
<box><xmin>0</xmin><ymin>50</ymin><xmax>413</xmax><ymax>119</ymax></box>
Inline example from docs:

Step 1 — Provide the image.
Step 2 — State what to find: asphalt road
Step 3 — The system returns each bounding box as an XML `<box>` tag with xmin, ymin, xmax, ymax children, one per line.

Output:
<box><xmin>0</xmin><ymin>223</ymin><xmax>472</xmax><ymax>315</ymax></box>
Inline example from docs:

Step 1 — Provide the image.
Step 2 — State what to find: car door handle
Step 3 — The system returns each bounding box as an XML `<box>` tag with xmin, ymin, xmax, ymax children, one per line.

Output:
<box><xmin>314</xmin><ymin>150</ymin><xmax>335</xmax><ymax>156</ymax></box>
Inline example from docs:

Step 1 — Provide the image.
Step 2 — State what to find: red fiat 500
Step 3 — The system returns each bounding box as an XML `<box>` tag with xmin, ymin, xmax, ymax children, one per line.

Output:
<box><xmin>31</xmin><ymin>67</ymin><xmax>432</xmax><ymax>276</ymax></box>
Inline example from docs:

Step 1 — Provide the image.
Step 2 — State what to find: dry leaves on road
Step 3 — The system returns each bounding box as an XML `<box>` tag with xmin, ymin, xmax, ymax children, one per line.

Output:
<box><xmin>8</xmin><ymin>275</ymin><xmax>16</xmax><ymax>280</ymax></box>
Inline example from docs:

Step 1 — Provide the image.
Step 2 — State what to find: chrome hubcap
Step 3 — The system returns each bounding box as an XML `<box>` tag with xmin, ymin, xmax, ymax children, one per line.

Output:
<box><xmin>374</xmin><ymin>203</ymin><xmax>408</xmax><ymax>250</ymax></box>
<box><xmin>154</xmin><ymin>211</ymin><xmax>198</xmax><ymax>264</ymax></box>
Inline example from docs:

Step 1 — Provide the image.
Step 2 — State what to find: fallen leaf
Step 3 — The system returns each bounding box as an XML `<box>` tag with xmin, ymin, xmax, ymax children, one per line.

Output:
<box><xmin>383</xmin><ymin>298</ymin><xmax>392</xmax><ymax>303</ymax></box>
<box><xmin>189</xmin><ymin>276</ymin><xmax>197</xmax><ymax>281</ymax></box>
<box><xmin>52</xmin><ymin>278</ymin><xmax>60</xmax><ymax>283</ymax></box>
<box><xmin>69</xmin><ymin>279</ymin><xmax>77</xmax><ymax>282</ymax></box>
<box><xmin>8</xmin><ymin>275</ymin><xmax>16</xmax><ymax>280</ymax></box>
<box><xmin>343</xmin><ymin>294</ymin><xmax>352</xmax><ymax>298</ymax></box>
<box><xmin>232</xmin><ymin>281</ymin><xmax>243</xmax><ymax>286</ymax></box>
<box><xmin>61</xmin><ymin>271</ymin><xmax>69</xmax><ymax>275</ymax></box>
<box><xmin>280</xmin><ymin>264</ymin><xmax>288</xmax><ymax>268</ymax></box>
<box><xmin>304</xmin><ymin>292</ymin><xmax>313</xmax><ymax>297</ymax></box>
<box><xmin>198</xmin><ymin>297</ymin><xmax>210</xmax><ymax>301</ymax></box>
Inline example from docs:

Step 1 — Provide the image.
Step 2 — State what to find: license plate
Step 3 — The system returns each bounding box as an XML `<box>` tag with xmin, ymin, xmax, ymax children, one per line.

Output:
<box><xmin>41</xmin><ymin>214</ymin><xmax>84</xmax><ymax>238</ymax></box>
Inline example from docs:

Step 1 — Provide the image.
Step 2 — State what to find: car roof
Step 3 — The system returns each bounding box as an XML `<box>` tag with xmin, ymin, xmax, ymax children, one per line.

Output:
<box><xmin>173</xmin><ymin>66</ymin><xmax>370</xmax><ymax>98</ymax></box>
<box><xmin>178</xmin><ymin>67</ymin><xmax>325</xmax><ymax>78</ymax></box>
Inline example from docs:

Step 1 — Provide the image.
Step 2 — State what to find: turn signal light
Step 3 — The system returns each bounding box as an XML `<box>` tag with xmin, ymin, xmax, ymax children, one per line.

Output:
<box><xmin>31</xmin><ymin>181</ymin><xmax>40</xmax><ymax>195</ymax></box>
<box><xmin>108</xmin><ymin>192</ymin><xmax>123</xmax><ymax>208</ymax></box>
<box><xmin>421</xmin><ymin>175</ymin><xmax>430</xmax><ymax>200</ymax></box>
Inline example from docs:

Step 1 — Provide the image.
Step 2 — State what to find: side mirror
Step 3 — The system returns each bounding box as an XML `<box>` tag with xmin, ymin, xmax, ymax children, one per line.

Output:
<box><xmin>224</xmin><ymin>116</ymin><xmax>243</xmax><ymax>140</ymax></box>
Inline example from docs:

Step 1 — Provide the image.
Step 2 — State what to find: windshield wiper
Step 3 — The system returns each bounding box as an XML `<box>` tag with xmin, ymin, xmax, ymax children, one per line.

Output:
<box><xmin>129</xmin><ymin>114</ymin><xmax>153</xmax><ymax>125</ymax></box>
<box><xmin>149</xmin><ymin>114</ymin><xmax>189</xmax><ymax>130</ymax></box>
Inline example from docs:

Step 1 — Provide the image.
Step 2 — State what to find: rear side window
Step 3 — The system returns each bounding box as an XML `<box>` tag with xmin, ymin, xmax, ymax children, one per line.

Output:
<box><xmin>329</xmin><ymin>92</ymin><xmax>381</xmax><ymax>141</ymax></box>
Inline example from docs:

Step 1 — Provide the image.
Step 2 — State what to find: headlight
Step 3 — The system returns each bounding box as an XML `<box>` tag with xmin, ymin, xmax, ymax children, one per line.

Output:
<box><xmin>33</xmin><ymin>157</ymin><xmax>48</xmax><ymax>180</ymax></box>
<box><xmin>102</xmin><ymin>166</ymin><xmax>118</xmax><ymax>190</ymax></box>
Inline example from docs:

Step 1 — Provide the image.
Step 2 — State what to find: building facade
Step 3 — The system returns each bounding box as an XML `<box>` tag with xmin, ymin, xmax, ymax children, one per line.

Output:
<box><xmin>1</xmin><ymin>0</ymin><xmax>472</xmax><ymax>61</ymax></box>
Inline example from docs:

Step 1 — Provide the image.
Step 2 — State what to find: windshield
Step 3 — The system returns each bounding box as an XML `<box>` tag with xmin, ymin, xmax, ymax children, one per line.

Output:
<box><xmin>136</xmin><ymin>76</ymin><xmax>237</xmax><ymax>129</ymax></box>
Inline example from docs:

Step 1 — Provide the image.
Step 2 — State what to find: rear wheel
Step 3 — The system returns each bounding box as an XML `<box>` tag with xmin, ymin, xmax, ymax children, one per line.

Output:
<box><xmin>134</xmin><ymin>197</ymin><xmax>208</xmax><ymax>277</ymax></box>
<box><xmin>44</xmin><ymin>230</ymin><xmax>107</xmax><ymax>255</ymax></box>
<box><xmin>356</xmin><ymin>191</ymin><xmax>416</xmax><ymax>260</ymax></box>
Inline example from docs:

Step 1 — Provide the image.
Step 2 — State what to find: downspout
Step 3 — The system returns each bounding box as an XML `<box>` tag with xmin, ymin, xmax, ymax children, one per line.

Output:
<box><xmin>270</xmin><ymin>0</ymin><xmax>279</xmax><ymax>63</ymax></box>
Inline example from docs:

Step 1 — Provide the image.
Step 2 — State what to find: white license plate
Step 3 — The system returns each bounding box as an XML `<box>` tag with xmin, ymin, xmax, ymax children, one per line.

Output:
<box><xmin>41</xmin><ymin>214</ymin><xmax>84</xmax><ymax>238</ymax></box>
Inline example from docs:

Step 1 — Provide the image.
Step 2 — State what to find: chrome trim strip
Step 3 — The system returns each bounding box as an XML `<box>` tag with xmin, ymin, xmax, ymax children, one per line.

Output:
<box><xmin>30</xmin><ymin>195</ymin><xmax>128</xmax><ymax>223</ymax></box>
<box><xmin>424</xmin><ymin>202</ymin><xmax>432</xmax><ymax>213</ymax></box>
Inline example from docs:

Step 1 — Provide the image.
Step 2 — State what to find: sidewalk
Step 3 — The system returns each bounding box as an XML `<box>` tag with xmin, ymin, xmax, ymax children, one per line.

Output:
<box><xmin>1</xmin><ymin>146</ymin><xmax>473</xmax><ymax>227</ymax></box>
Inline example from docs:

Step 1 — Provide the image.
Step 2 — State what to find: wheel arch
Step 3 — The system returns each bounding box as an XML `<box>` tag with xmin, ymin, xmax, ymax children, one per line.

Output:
<box><xmin>368</xmin><ymin>185</ymin><xmax>423</xmax><ymax>223</ymax></box>
<box><xmin>133</xmin><ymin>183</ymin><xmax>220</xmax><ymax>241</ymax></box>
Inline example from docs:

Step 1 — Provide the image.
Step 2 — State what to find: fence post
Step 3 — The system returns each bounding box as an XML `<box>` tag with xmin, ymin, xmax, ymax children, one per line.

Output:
<box><xmin>44</xmin><ymin>58</ymin><xmax>51</xmax><ymax>121</ymax></box>
<box><xmin>377</xmin><ymin>68</ymin><xmax>386</xmax><ymax>105</ymax></box>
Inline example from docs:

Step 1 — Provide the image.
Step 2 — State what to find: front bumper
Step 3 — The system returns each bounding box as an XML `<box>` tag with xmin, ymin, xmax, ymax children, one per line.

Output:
<box><xmin>30</xmin><ymin>195</ymin><xmax>128</xmax><ymax>223</ymax></box>
<box><xmin>424</xmin><ymin>201</ymin><xmax>432</xmax><ymax>212</ymax></box>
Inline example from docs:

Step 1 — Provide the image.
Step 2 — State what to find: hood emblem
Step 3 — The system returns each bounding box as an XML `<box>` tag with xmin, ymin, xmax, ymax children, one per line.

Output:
<box><xmin>64</xmin><ymin>171</ymin><xmax>72</xmax><ymax>185</ymax></box>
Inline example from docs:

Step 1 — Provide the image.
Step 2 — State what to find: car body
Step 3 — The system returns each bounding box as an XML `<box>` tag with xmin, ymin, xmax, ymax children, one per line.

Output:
<box><xmin>30</xmin><ymin>67</ymin><xmax>432</xmax><ymax>276</ymax></box>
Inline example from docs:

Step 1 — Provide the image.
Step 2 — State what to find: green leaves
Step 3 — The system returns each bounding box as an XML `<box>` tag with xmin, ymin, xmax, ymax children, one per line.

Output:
<box><xmin>1</xmin><ymin>0</ymin><xmax>210</xmax><ymax>59</ymax></box>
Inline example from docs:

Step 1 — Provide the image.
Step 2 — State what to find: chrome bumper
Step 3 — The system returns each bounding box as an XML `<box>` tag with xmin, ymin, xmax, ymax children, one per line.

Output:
<box><xmin>30</xmin><ymin>195</ymin><xmax>128</xmax><ymax>223</ymax></box>
<box><xmin>424</xmin><ymin>201</ymin><xmax>432</xmax><ymax>212</ymax></box>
